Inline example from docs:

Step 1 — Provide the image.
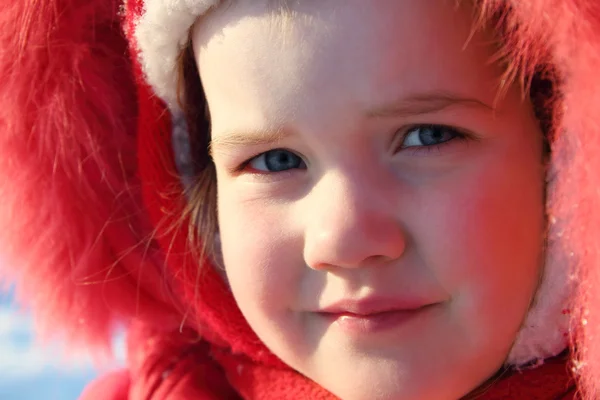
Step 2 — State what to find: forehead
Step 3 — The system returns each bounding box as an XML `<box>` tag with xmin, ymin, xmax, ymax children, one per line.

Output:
<box><xmin>193</xmin><ymin>0</ymin><xmax>503</xmax><ymax>128</ymax></box>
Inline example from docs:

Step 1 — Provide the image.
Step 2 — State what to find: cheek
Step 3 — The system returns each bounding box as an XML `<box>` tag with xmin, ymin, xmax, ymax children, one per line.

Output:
<box><xmin>415</xmin><ymin>148</ymin><xmax>545</xmax><ymax>339</ymax></box>
<box><xmin>216</xmin><ymin>185</ymin><xmax>304</xmax><ymax>319</ymax></box>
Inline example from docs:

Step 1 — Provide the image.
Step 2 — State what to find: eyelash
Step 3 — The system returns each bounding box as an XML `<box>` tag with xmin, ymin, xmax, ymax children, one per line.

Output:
<box><xmin>396</xmin><ymin>124</ymin><xmax>471</xmax><ymax>155</ymax></box>
<box><xmin>234</xmin><ymin>124</ymin><xmax>471</xmax><ymax>173</ymax></box>
<box><xmin>233</xmin><ymin>148</ymin><xmax>300</xmax><ymax>174</ymax></box>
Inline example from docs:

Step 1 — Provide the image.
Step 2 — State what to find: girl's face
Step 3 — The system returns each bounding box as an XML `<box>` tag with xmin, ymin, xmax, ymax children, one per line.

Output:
<box><xmin>194</xmin><ymin>1</ymin><xmax>546</xmax><ymax>399</ymax></box>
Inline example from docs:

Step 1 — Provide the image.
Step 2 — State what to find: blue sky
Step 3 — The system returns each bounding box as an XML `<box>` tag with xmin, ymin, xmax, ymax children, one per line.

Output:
<box><xmin>0</xmin><ymin>290</ymin><xmax>125</xmax><ymax>400</ymax></box>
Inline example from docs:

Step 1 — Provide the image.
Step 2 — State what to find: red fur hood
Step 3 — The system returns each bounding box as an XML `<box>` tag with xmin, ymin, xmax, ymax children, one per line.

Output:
<box><xmin>1</xmin><ymin>0</ymin><xmax>600</xmax><ymax>398</ymax></box>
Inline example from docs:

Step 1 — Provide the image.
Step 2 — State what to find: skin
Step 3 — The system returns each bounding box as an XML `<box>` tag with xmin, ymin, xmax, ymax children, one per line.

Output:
<box><xmin>193</xmin><ymin>0</ymin><xmax>546</xmax><ymax>399</ymax></box>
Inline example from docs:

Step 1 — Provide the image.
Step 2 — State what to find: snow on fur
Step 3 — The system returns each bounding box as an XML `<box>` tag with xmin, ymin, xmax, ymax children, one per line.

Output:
<box><xmin>484</xmin><ymin>1</ymin><xmax>600</xmax><ymax>396</ymax></box>
<box><xmin>540</xmin><ymin>1</ymin><xmax>600</xmax><ymax>397</ymax></box>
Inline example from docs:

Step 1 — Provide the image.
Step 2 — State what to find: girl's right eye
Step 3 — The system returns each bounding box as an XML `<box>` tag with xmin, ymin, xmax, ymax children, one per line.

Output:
<box><xmin>246</xmin><ymin>149</ymin><xmax>306</xmax><ymax>173</ymax></box>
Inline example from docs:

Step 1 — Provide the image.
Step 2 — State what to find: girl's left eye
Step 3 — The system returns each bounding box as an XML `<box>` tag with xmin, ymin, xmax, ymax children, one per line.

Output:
<box><xmin>247</xmin><ymin>149</ymin><xmax>306</xmax><ymax>172</ymax></box>
<box><xmin>400</xmin><ymin>125</ymin><xmax>462</xmax><ymax>148</ymax></box>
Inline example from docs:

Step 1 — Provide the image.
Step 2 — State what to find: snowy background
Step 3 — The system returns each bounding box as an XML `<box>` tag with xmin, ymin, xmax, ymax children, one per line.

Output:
<box><xmin>0</xmin><ymin>289</ymin><xmax>125</xmax><ymax>400</ymax></box>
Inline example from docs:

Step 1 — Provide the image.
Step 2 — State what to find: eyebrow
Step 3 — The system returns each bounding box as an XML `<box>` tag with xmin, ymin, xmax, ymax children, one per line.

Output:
<box><xmin>209</xmin><ymin>127</ymin><xmax>291</xmax><ymax>156</ymax></box>
<box><xmin>209</xmin><ymin>92</ymin><xmax>494</xmax><ymax>155</ymax></box>
<box><xmin>366</xmin><ymin>91</ymin><xmax>495</xmax><ymax>118</ymax></box>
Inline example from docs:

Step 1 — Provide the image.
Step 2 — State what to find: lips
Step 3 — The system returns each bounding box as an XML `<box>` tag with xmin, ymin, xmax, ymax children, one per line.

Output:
<box><xmin>316</xmin><ymin>297</ymin><xmax>438</xmax><ymax>334</ymax></box>
<box><xmin>318</xmin><ymin>296</ymin><xmax>433</xmax><ymax>315</ymax></box>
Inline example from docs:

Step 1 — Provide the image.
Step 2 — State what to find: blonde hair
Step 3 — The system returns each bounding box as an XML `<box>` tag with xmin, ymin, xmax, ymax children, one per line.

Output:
<box><xmin>176</xmin><ymin>39</ymin><xmax>218</xmax><ymax>266</ymax></box>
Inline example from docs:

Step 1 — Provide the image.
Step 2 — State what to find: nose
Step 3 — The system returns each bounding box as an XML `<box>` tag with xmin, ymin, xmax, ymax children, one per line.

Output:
<box><xmin>303</xmin><ymin>173</ymin><xmax>406</xmax><ymax>270</ymax></box>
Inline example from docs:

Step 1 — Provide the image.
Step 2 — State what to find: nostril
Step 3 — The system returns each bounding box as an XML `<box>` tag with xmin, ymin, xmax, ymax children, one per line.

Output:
<box><xmin>306</xmin><ymin>251</ymin><xmax>402</xmax><ymax>271</ymax></box>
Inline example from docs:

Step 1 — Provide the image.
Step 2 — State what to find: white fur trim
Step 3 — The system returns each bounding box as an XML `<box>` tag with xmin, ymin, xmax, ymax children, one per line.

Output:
<box><xmin>506</xmin><ymin>202</ymin><xmax>572</xmax><ymax>366</ymax></box>
<box><xmin>134</xmin><ymin>0</ymin><xmax>571</xmax><ymax>368</ymax></box>
<box><xmin>134</xmin><ymin>0</ymin><xmax>220</xmax><ymax>108</ymax></box>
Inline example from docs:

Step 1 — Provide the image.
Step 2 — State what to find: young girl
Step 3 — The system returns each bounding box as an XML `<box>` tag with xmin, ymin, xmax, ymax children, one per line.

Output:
<box><xmin>2</xmin><ymin>0</ymin><xmax>600</xmax><ymax>398</ymax></box>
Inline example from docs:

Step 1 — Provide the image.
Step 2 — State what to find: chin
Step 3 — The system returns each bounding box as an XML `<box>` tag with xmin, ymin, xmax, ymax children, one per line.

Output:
<box><xmin>303</xmin><ymin>354</ymin><xmax>489</xmax><ymax>400</ymax></box>
<box><xmin>322</xmin><ymin>378</ymin><xmax>464</xmax><ymax>400</ymax></box>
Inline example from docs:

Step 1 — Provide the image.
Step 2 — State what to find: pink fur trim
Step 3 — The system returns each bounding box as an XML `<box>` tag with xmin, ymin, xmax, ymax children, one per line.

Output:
<box><xmin>0</xmin><ymin>0</ymin><xmax>180</xmax><ymax>355</ymax></box>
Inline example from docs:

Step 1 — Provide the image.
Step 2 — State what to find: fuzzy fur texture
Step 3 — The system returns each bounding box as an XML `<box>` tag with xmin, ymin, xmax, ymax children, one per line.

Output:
<box><xmin>134</xmin><ymin>0</ymin><xmax>219</xmax><ymax>108</ymax></box>
<box><xmin>2</xmin><ymin>0</ymin><xmax>600</xmax><ymax>398</ymax></box>
<box><xmin>0</xmin><ymin>0</ymin><xmax>182</xmax><ymax>352</ymax></box>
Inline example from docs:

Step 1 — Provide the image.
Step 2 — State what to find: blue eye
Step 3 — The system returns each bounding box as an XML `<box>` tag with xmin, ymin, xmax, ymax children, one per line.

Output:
<box><xmin>401</xmin><ymin>125</ymin><xmax>460</xmax><ymax>148</ymax></box>
<box><xmin>248</xmin><ymin>149</ymin><xmax>306</xmax><ymax>172</ymax></box>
